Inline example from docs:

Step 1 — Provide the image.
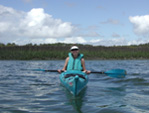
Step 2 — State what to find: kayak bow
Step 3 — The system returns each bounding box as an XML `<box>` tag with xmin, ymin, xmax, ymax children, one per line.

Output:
<box><xmin>59</xmin><ymin>70</ymin><xmax>88</xmax><ymax>96</ymax></box>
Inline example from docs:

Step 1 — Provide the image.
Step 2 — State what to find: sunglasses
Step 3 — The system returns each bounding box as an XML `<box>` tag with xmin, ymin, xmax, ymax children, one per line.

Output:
<box><xmin>71</xmin><ymin>49</ymin><xmax>79</xmax><ymax>51</ymax></box>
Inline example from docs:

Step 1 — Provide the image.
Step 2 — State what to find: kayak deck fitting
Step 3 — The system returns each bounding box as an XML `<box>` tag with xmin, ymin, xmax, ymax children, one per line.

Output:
<box><xmin>59</xmin><ymin>70</ymin><xmax>88</xmax><ymax>96</ymax></box>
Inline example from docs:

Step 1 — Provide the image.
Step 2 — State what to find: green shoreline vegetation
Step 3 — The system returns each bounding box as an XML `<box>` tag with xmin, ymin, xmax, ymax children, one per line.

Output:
<box><xmin>0</xmin><ymin>43</ymin><xmax>149</xmax><ymax>60</ymax></box>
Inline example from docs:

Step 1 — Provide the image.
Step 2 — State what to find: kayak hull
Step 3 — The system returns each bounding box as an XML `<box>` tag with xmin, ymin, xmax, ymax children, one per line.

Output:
<box><xmin>59</xmin><ymin>70</ymin><xmax>88</xmax><ymax>96</ymax></box>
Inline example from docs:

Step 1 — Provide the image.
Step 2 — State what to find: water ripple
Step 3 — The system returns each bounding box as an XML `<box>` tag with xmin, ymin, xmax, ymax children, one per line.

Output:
<box><xmin>0</xmin><ymin>60</ymin><xmax>149</xmax><ymax>113</ymax></box>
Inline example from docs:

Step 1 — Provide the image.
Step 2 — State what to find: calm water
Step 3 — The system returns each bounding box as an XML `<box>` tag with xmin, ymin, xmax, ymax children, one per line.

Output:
<box><xmin>0</xmin><ymin>60</ymin><xmax>149</xmax><ymax>113</ymax></box>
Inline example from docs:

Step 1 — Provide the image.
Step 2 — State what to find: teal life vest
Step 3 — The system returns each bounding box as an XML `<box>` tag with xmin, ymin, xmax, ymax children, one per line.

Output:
<box><xmin>67</xmin><ymin>53</ymin><xmax>84</xmax><ymax>71</ymax></box>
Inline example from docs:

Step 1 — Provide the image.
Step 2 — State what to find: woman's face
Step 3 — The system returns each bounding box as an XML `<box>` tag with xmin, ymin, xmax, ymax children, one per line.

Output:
<box><xmin>71</xmin><ymin>49</ymin><xmax>79</xmax><ymax>57</ymax></box>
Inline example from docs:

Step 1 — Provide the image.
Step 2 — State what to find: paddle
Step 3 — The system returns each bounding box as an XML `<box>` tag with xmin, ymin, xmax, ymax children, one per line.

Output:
<box><xmin>91</xmin><ymin>69</ymin><xmax>126</xmax><ymax>78</ymax></box>
<box><xmin>24</xmin><ymin>69</ymin><xmax>126</xmax><ymax>78</ymax></box>
<box><xmin>29</xmin><ymin>69</ymin><xmax>59</xmax><ymax>72</ymax></box>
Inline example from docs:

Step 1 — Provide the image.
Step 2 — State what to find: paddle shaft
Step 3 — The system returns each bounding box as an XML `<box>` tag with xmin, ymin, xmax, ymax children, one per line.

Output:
<box><xmin>44</xmin><ymin>70</ymin><xmax>104</xmax><ymax>74</ymax></box>
<box><xmin>44</xmin><ymin>70</ymin><xmax>58</xmax><ymax>72</ymax></box>
<box><xmin>44</xmin><ymin>70</ymin><xmax>107</xmax><ymax>75</ymax></box>
<box><xmin>44</xmin><ymin>70</ymin><xmax>65</xmax><ymax>73</ymax></box>
<box><xmin>90</xmin><ymin>71</ymin><xmax>104</xmax><ymax>74</ymax></box>
<box><xmin>36</xmin><ymin>69</ymin><xmax>119</xmax><ymax>74</ymax></box>
<box><xmin>28</xmin><ymin>69</ymin><xmax>126</xmax><ymax>78</ymax></box>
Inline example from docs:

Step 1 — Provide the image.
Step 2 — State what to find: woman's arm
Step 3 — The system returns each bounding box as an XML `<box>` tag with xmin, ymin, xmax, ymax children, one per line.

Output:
<box><xmin>58</xmin><ymin>57</ymin><xmax>69</xmax><ymax>73</ymax></box>
<box><xmin>81</xmin><ymin>58</ymin><xmax>91</xmax><ymax>74</ymax></box>
<box><xmin>81</xmin><ymin>58</ymin><xmax>86</xmax><ymax>71</ymax></box>
<box><xmin>62</xmin><ymin>57</ymin><xmax>69</xmax><ymax>70</ymax></box>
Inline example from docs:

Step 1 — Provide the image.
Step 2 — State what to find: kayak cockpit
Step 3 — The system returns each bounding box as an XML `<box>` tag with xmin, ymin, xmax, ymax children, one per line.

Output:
<box><xmin>59</xmin><ymin>70</ymin><xmax>88</xmax><ymax>96</ymax></box>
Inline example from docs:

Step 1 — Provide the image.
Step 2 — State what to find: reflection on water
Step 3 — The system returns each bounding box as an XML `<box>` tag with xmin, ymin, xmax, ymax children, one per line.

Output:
<box><xmin>62</xmin><ymin>85</ymin><xmax>87</xmax><ymax>113</ymax></box>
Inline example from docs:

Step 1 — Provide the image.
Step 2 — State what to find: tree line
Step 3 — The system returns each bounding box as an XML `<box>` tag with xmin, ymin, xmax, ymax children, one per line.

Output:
<box><xmin>0</xmin><ymin>43</ymin><xmax>149</xmax><ymax>60</ymax></box>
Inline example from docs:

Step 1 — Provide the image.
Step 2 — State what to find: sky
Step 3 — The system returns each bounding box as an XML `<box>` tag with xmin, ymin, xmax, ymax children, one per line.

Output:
<box><xmin>0</xmin><ymin>0</ymin><xmax>149</xmax><ymax>46</ymax></box>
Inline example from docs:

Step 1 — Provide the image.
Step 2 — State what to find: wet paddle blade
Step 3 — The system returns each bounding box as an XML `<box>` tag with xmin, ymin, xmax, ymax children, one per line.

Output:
<box><xmin>104</xmin><ymin>69</ymin><xmax>127</xmax><ymax>78</ymax></box>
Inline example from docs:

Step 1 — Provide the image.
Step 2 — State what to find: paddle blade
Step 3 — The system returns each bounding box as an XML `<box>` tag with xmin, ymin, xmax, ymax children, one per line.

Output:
<box><xmin>104</xmin><ymin>69</ymin><xmax>127</xmax><ymax>78</ymax></box>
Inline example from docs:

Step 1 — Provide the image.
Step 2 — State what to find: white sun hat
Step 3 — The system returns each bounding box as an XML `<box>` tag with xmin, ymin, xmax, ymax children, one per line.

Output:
<box><xmin>70</xmin><ymin>46</ymin><xmax>79</xmax><ymax>51</ymax></box>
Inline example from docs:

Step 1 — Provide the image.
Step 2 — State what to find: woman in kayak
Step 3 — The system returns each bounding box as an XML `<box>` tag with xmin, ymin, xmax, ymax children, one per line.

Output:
<box><xmin>58</xmin><ymin>46</ymin><xmax>91</xmax><ymax>74</ymax></box>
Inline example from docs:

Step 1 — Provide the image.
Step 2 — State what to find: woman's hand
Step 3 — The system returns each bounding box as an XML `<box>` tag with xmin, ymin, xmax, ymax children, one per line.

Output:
<box><xmin>83</xmin><ymin>70</ymin><xmax>91</xmax><ymax>74</ymax></box>
<box><xmin>57</xmin><ymin>69</ymin><xmax>65</xmax><ymax>73</ymax></box>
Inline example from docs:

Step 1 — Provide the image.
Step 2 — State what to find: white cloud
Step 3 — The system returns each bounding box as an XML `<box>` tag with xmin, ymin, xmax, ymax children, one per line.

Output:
<box><xmin>62</xmin><ymin>37</ymin><xmax>87</xmax><ymax>44</ymax></box>
<box><xmin>75</xmin><ymin>25</ymin><xmax>101</xmax><ymax>37</ymax></box>
<box><xmin>89</xmin><ymin>37</ymin><xmax>149</xmax><ymax>46</ymax></box>
<box><xmin>127</xmin><ymin>38</ymin><xmax>149</xmax><ymax>45</ymax></box>
<box><xmin>129</xmin><ymin>15</ymin><xmax>149</xmax><ymax>37</ymax></box>
<box><xmin>19</xmin><ymin>8</ymin><xmax>75</xmax><ymax>38</ymax></box>
<box><xmin>100</xmin><ymin>19</ymin><xmax>120</xmax><ymax>25</ymax></box>
<box><xmin>0</xmin><ymin>5</ymin><xmax>75</xmax><ymax>44</ymax></box>
<box><xmin>112</xmin><ymin>33</ymin><xmax>120</xmax><ymax>38</ymax></box>
<box><xmin>80</xmin><ymin>31</ymin><xmax>101</xmax><ymax>37</ymax></box>
<box><xmin>22</xmin><ymin>0</ymin><xmax>32</xmax><ymax>3</ymax></box>
<box><xmin>90</xmin><ymin>38</ymin><xmax>128</xmax><ymax>46</ymax></box>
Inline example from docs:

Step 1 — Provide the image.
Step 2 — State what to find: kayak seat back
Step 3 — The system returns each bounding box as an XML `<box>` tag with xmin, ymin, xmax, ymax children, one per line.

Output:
<box><xmin>64</xmin><ymin>74</ymin><xmax>86</xmax><ymax>80</ymax></box>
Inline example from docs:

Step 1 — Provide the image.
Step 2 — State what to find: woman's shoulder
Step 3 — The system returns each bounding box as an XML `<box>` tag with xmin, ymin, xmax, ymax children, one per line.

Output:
<box><xmin>81</xmin><ymin>58</ymin><xmax>85</xmax><ymax>61</ymax></box>
<box><xmin>66</xmin><ymin>57</ymin><xmax>69</xmax><ymax>60</ymax></box>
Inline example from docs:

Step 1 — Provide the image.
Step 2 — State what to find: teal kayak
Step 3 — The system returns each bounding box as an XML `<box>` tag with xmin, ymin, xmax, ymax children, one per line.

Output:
<box><xmin>59</xmin><ymin>70</ymin><xmax>88</xmax><ymax>96</ymax></box>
